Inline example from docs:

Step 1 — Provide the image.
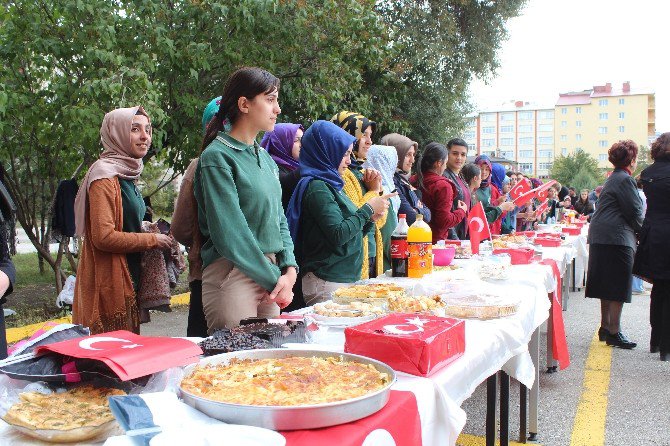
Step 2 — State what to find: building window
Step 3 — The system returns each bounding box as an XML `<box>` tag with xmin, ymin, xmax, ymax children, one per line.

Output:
<box><xmin>575</xmin><ymin>147</ymin><xmax>583</xmax><ymax>153</ymax></box>
<box><xmin>598</xmin><ymin>127</ymin><xmax>608</xmax><ymax>134</ymax></box>
<box><xmin>599</xmin><ymin>140</ymin><xmax>608</xmax><ymax>147</ymax></box>
<box><xmin>519</xmin><ymin>150</ymin><xmax>533</xmax><ymax>158</ymax></box>
<box><xmin>482</xmin><ymin>126</ymin><xmax>495</xmax><ymax>134</ymax></box>
<box><xmin>464</xmin><ymin>131</ymin><xmax>476</xmax><ymax>140</ymax></box>
<box><xmin>619</xmin><ymin>126</ymin><xmax>625</xmax><ymax>133</ymax></box>
<box><xmin>538</xmin><ymin>123</ymin><xmax>553</xmax><ymax>132</ymax></box>
<box><xmin>560</xmin><ymin>135</ymin><xmax>567</xmax><ymax>142</ymax></box>
<box><xmin>599</xmin><ymin>113</ymin><xmax>608</xmax><ymax>120</ymax></box>
<box><xmin>561</xmin><ymin>107</ymin><xmax>567</xmax><ymax>114</ymax></box>
<box><xmin>576</xmin><ymin>121</ymin><xmax>582</xmax><ymax>127</ymax></box>
<box><xmin>500</xmin><ymin>113</ymin><xmax>514</xmax><ymax>121</ymax></box>
<box><xmin>500</xmin><ymin>138</ymin><xmax>514</xmax><ymax>146</ymax></box>
<box><xmin>539</xmin><ymin>162</ymin><xmax>553</xmax><ymax>170</ymax></box>
<box><xmin>539</xmin><ymin>150</ymin><xmax>553</xmax><ymax>159</ymax></box>
<box><xmin>518</xmin><ymin>112</ymin><xmax>533</xmax><ymax>120</ymax></box>
<box><xmin>468</xmin><ymin>144</ymin><xmax>476</xmax><ymax>152</ymax></box>
<box><xmin>599</xmin><ymin>154</ymin><xmax>608</xmax><ymax>161</ymax></box>
<box><xmin>619</xmin><ymin>98</ymin><xmax>625</xmax><ymax>105</ymax></box>
<box><xmin>518</xmin><ymin>137</ymin><xmax>533</xmax><ymax>145</ymax></box>
<box><xmin>539</xmin><ymin>111</ymin><xmax>554</xmax><ymax>119</ymax></box>
<box><xmin>538</xmin><ymin>136</ymin><xmax>553</xmax><ymax>144</ymax></box>
<box><xmin>561</xmin><ymin>120</ymin><xmax>567</xmax><ymax>128</ymax></box>
<box><xmin>619</xmin><ymin>112</ymin><xmax>625</xmax><ymax>119</ymax></box>
<box><xmin>576</xmin><ymin>134</ymin><xmax>582</xmax><ymax>141</ymax></box>
<box><xmin>599</xmin><ymin>99</ymin><xmax>609</xmax><ymax>106</ymax></box>
<box><xmin>561</xmin><ymin>148</ymin><xmax>568</xmax><ymax>156</ymax></box>
<box><xmin>520</xmin><ymin>163</ymin><xmax>534</xmax><ymax>172</ymax></box>
<box><xmin>518</xmin><ymin>124</ymin><xmax>533</xmax><ymax>133</ymax></box>
<box><xmin>575</xmin><ymin>107</ymin><xmax>582</xmax><ymax>114</ymax></box>
<box><xmin>500</xmin><ymin>151</ymin><xmax>514</xmax><ymax>159</ymax></box>
<box><xmin>500</xmin><ymin>125</ymin><xmax>514</xmax><ymax>133</ymax></box>
<box><xmin>482</xmin><ymin>139</ymin><xmax>495</xmax><ymax>147</ymax></box>
<box><xmin>481</xmin><ymin>113</ymin><xmax>495</xmax><ymax>122</ymax></box>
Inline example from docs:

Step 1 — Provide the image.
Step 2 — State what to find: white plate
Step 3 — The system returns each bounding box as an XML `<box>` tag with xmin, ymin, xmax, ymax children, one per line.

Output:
<box><xmin>150</xmin><ymin>424</ymin><xmax>285</xmax><ymax>446</ymax></box>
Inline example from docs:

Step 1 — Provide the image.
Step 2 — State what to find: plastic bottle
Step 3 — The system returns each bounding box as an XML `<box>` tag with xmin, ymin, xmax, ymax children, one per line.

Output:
<box><xmin>391</xmin><ymin>214</ymin><xmax>409</xmax><ymax>277</ymax></box>
<box><xmin>407</xmin><ymin>214</ymin><xmax>433</xmax><ymax>278</ymax></box>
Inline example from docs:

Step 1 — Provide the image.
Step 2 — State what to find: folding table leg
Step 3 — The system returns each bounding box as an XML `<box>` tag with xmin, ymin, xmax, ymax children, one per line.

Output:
<box><xmin>529</xmin><ymin>327</ymin><xmax>540</xmax><ymax>441</ymax></box>
<box><xmin>486</xmin><ymin>373</ymin><xmax>498</xmax><ymax>446</ymax></box>
<box><xmin>571</xmin><ymin>259</ymin><xmax>577</xmax><ymax>292</ymax></box>
<box><xmin>500</xmin><ymin>371</ymin><xmax>510</xmax><ymax>446</ymax></box>
<box><xmin>519</xmin><ymin>384</ymin><xmax>527</xmax><ymax>443</ymax></box>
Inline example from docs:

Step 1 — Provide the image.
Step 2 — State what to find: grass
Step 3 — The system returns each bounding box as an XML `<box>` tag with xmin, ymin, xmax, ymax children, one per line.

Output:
<box><xmin>5</xmin><ymin>251</ymin><xmax>190</xmax><ymax>329</ymax></box>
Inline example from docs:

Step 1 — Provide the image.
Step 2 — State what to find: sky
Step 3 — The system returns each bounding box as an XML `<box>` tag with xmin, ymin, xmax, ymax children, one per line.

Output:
<box><xmin>469</xmin><ymin>0</ymin><xmax>669</xmax><ymax>133</ymax></box>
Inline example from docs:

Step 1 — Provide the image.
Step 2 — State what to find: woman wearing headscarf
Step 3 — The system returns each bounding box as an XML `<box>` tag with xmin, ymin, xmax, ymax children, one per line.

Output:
<box><xmin>381</xmin><ymin>133</ymin><xmax>431</xmax><ymax>226</ymax></box>
<box><xmin>473</xmin><ymin>155</ymin><xmax>515</xmax><ymax>235</ymax></box>
<box><xmin>260</xmin><ymin>123</ymin><xmax>304</xmax><ymax>210</ymax></box>
<box><xmin>73</xmin><ymin>106</ymin><xmax>172</xmax><ymax>334</ymax></box>
<box><xmin>286</xmin><ymin>121</ymin><xmax>391</xmax><ymax>306</ymax></box>
<box><xmin>411</xmin><ymin>143</ymin><xmax>467</xmax><ymax>244</ymax></box>
<box><xmin>331</xmin><ymin>111</ymin><xmax>385</xmax><ymax>279</ymax></box>
<box><xmin>364</xmin><ymin>145</ymin><xmax>401</xmax><ymax>271</ymax></box>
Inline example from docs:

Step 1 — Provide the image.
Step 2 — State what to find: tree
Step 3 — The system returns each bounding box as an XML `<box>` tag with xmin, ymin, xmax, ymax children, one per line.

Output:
<box><xmin>550</xmin><ymin>152</ymin><xmax>604</xmax><ymax>189</ymax></box>
<box><xmin>634</xmin><ymin>145</ymin><xmax>651</xmax><ymax>177</ymax></box>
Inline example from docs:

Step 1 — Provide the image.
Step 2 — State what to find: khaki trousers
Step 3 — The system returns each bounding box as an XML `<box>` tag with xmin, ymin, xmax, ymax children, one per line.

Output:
<box><xmin>301</xmin><ymin>272</ymin><xmax>350</xmax><ymax>307</ymax></box>
<box><xmin>202</xmin><ymin>255</ymin><xmax>279</xmax><ymax>333</ymax></box>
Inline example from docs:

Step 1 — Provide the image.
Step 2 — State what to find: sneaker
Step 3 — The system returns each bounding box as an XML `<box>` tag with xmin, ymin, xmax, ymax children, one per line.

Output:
<box><xmin>632</xmin><ymin>289</ymin><xmax>650</xmax><ymax>296</ymax></box>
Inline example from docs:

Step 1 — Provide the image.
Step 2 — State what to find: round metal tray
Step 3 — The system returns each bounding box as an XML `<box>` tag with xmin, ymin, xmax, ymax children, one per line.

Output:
<box><xmin>179</xmin><ymin>349</ymin><xmax>396</xmax><ymax>430</ymax></box>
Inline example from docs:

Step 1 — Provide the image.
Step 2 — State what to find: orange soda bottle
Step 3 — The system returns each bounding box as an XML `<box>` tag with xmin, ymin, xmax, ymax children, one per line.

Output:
<box><xmin>407</xmin><ymin>215</ymin><xmax>433</xmax><ymax>278</ymax></box>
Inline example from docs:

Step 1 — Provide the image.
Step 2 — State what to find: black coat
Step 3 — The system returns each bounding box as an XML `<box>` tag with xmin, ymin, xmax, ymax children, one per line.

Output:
<box><xmin>587</xmin><ymin>169</ymin><xmax>643</xmax><ymax>249</ymax></box>
<box><xmin>278</xmin><ymin>165</ymin><xmax>301</xmax><ymax>212</ymax></box>
<box><xmin>393</xmin><ymin>171</ymin><xmax>431</xmax><ymax>226</ymax></box>
<box><xmin>0</xmin><ymin>224</ymin><xmax>14</xmax><ymax>306</ymax></box>
<box><xmin>573</xmin><ymin>198</ymin><xmax>594</xmax><ymax>216</ymax></box>
<box><xmin>634</xmin><ymin>159</ymin><xmax>670</xmax><ymax>280</ymax></box>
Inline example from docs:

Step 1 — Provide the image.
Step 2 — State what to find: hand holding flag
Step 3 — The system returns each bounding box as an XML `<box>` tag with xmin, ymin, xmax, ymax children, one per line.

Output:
<box><xmin>510</xmin><ymin>178</ymin><xmax>532</xmax><ymax>201</ymax></box>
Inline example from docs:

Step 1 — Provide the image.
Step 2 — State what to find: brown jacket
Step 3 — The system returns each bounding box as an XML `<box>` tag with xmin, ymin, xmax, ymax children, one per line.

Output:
<box><xmin>73</xmin><ymin>178</ymin><xmax>159</xmax><ymax>334</ymax></box>
<box><xmin>171</xmin><ymin>158</ymin><xmax>202</xmax><ymax>282</ymax></box>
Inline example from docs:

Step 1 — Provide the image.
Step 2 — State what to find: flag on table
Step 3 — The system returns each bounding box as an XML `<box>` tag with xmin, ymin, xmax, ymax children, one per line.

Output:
<box><xmin>510</xmin><ymin>178</ymin><xmax>532</xmax><ymax>202</ymax></box>
<box><xmin>468</xmin><ymin>201</ymin><xmax>491</xmax><ymax>255</ymax></box>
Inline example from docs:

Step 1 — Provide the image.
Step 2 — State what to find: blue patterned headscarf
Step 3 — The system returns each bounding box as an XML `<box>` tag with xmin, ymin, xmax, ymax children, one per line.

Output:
<box><xmin>285</xmin><ymin>121</ymin><xmax>356</xmax><ymax>242</ymax></box>
<box><xmin>491</xmin><ymin>163</ymin><xmax>506</xmax><ymax>192</ymax></box>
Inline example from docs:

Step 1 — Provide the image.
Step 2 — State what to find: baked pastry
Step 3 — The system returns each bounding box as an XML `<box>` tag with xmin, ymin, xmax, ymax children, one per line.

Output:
<box><xmin>333</xmin><ymin>283</ymin><xmax>406</xmax><ymax>299</ymax></box>
<box><xmin>443</xmin><ymin>293</ymin><xmax>519</xmax><ymax>319</ymax></box>
<box><xmin>181</xmin><ymin>356</ymin><xmax>390</xmax><ymax>406</ymax></box>
<box><xmin>313</xmin><ymin>301</ymin><xmax>384</xmax><ymax>318</ymax></box>
<box><xmin>387</xmin><ymin>295</ymin><xmax>445</xmax><ymax>314</ymax></box>
<box><xmin>2</xmin><ymin>385</ymin><xmax>124</xmax><ymax>431</ymax></box>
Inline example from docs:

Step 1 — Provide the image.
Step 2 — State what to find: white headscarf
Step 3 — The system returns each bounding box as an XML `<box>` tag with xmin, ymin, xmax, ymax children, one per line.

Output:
<box><xmin>363</xmin><ymin>145</ymin><xmax>401</xmax><ymax>221</ymax></box>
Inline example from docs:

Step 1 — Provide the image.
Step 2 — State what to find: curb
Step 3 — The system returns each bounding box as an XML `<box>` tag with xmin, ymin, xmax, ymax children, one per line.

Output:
<box><xmin>6</xmin><ymin>292</ymin><xmax>192</xmax><ymax>345</ymax></box>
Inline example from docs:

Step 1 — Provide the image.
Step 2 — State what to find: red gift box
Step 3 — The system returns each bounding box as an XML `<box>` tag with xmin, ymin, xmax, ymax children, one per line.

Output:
<box><xmin>536</xmin><ymin>232</ymin><xmax>561</xmax><ymax>239</ymax></box>
<box><xmin>521</xmin><ymin>231</ymin><xmax>536</xmax><ymax>238</ymax></box>
<box><xmin>344</xmin><ymin>314</ymin><xmax>465</xmax><ymax>376</ymax></box>
<box><xmin>535</xmin><ymin>237</ymin><xmax>561</xmax><ymax>247</ymax></box>
<box><xmin>561</xmin><ymin>226</ymin><xmax>581</xmax><ymax>235</ymax></box>
<box><xmin>493</xmin><ymin>248</ymin><xmax>534</xmax><ymax>265</ymax></box>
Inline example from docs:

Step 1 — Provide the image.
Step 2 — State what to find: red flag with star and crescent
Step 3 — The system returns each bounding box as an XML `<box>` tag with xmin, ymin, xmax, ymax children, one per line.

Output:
<box><xmin>468</xmin><ymin>201</ymin><xmax>491</xmax><ymax>254</ymax></box>
<box><xmin>510</xmin><ymin>178</ymin><xmax>532</xmax><ymax>204</ymax></box>
<box><xmin>534</xmin><ymin>180</ymin><xmax>557</xmax><ymax>202</ymax></box>
<box><xmin>535</xmin><ymin>200</ymin><xmax>550</xmax><ymax>216</ymax></box>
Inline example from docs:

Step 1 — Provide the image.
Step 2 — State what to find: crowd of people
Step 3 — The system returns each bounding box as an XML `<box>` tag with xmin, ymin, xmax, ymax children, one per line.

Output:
<box><xmin>1</xmin><ymin>66</ymin><xmax>668</xmax><ymax>363</ymax></box>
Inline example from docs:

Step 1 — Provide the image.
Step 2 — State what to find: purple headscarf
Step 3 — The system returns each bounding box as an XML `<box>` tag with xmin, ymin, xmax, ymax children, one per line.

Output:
<box><xmin>260</xmin><ymin>123</ymin><xmax>304</xmax><ymax>171</ymax></box>
<box><xmin>530</xmin><ymin>178</ymin><xmax>543</xmax><ymax>189</ymax></box>
<box><xmin>474</xmin><ymin>154</ymin><xmax>493</xmax><ymax>188</ymax></box>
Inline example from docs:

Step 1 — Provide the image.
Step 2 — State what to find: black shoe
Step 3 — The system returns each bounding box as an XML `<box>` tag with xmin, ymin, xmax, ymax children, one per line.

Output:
<box><xmin>651</xmin><ymin>345</ymin><xmax>660</xmax><ymax>354</ymax></box>
<box><xmin>660</xmin><ymin>352</ymin><xmax>670</xmax><ymax>362</ymax></box>
<box><xmin>606</xmin><ymin>332</ymin><xmax>637</xmax><ymax>349</ymax></box>
<box><xmin>598</xmin><ymin>327</ymin><xmax>609</xmax><ymax>342</ymax></box>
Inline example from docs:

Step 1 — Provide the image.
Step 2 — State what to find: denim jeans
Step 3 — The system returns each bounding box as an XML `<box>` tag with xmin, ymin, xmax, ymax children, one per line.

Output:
<box><xmin>632</xmin><ymin>276</ymin><xmax>644</xmax><ymax>292</ymax></box>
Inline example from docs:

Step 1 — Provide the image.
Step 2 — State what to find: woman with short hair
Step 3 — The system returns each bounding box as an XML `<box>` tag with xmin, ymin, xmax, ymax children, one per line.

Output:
<box><xmin>573</xmin><ymin>189</ymin><xmax>595</xmax><ymax>217</ymax></box>
<box><xmin>586</xmin><ymin>140</ymin><xmax>644</xmax><ymax>349</ymax></box>
<box><xmin>634</xmin><ymin>132</ymin><xmax>670</xmax><ymax>360</ymax></box>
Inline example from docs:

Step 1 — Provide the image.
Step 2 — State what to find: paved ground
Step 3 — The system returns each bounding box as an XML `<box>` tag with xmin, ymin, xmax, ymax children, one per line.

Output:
<box><xmin>141</xmin><ymin>286</ymin><xmax>670</xmax><ymax>446</ymax></box>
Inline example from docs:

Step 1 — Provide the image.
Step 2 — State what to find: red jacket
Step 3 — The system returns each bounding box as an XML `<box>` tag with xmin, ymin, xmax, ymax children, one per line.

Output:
<box><xmin>411</xmin><ymin>172</ymin><xmax>466</xmax><ymax>243</ymax></box>
<box><xmin>490</xmin><ymin>184</ymin><xmax>504</xmax><ymax>235</ymax></box>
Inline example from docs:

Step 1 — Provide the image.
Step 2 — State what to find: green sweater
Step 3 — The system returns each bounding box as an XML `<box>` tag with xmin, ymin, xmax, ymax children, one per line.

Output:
<box><xmin>299</xmin><ymin>180</ymin><xmax>374</xmax><ymax>283</ymax></box>
<box><xmin>349</xmin><ymin>164</ymin><xmax>377</xmax><ymax>258</ymax></box>
<box><xmin>474</xmin><ymin>187</ymin><xmax>503</xmax><ymax>224</ymax></box>
<box><xmin>119</xmin><ymin>178</ymin><xmax>145</xmax><ymax>292</ymax></box>
<box><xmin>194</xmin><ymin>132</ymin><xmax>297</xmax><ymax>291</ymax></box>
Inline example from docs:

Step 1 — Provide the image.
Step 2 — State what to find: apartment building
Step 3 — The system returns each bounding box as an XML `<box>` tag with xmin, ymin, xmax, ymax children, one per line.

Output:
<box><xmin>463</xmin><ymin>101</ymin><xmax>555</xmax><ymax>177</ymax></box>
<box><xmin>555</xmin><ymin>82</ymin><xmax>655</xmax><ymax>168</ymax></box>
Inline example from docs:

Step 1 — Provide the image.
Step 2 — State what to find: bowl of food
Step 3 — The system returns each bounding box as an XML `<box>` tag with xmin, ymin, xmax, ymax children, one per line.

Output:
<box><xmin>433</xmin><ymin>246</ymin><xmax>456</xmax><ymax>266</ymax></box>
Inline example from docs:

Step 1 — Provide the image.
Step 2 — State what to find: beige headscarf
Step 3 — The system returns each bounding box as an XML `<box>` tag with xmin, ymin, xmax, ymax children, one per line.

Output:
<box><xmin>379</xmin><ymin>133</ymin><xmax>418</xmax><ymax>172</ymax></box>
<box><xmin>74</xmin><ymin>106</ymin><xmax>151</xmax><ymax>236</ymax></box>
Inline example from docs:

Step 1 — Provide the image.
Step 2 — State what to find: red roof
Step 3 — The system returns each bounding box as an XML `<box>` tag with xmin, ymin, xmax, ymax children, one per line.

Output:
<box><xmin>556</xmin><ymin>92</ymin><xmax>591</xmax><ymax>106</ymax></box>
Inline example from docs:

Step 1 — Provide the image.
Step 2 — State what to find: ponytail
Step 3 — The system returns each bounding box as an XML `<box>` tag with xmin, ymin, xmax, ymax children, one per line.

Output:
<box><xmin>416</xmin><ymin>142</ymin><xmax>448</xmax><ymax>190</ymax></box>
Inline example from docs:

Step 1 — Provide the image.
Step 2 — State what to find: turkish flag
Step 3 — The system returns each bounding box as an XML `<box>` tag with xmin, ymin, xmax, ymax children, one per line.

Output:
<box><xmin>468</xmin><ymin>201</ymin><xmax>491</xmax><ymax>254</ymax></box>
<box><xmin>540</xmin><ymin>259</ymin><xmax>570</xmax><ymax>370</ymax></box>
<box><xmin>35</xmin><ymin>331</ymin><xmax>202</xmax><ymax>380</ymax></box>
<box><xmin>534</xmin><ymin>180</ymin><xmax>557</xmax><ymax>202</ymax></box>
<box><xmin>509</xmin><ymin>178</ymin><xmax>532</xmax><ymax>201</ymax></box>
<box><xmin>282</xmin><ymin>390</ymin><xmax>422</xmax><ymax>446</ymax></box>
<box><xmin>535</xmin><ymin>200</ymin><xmax>549</xmax><ymax>216</ymax></box>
